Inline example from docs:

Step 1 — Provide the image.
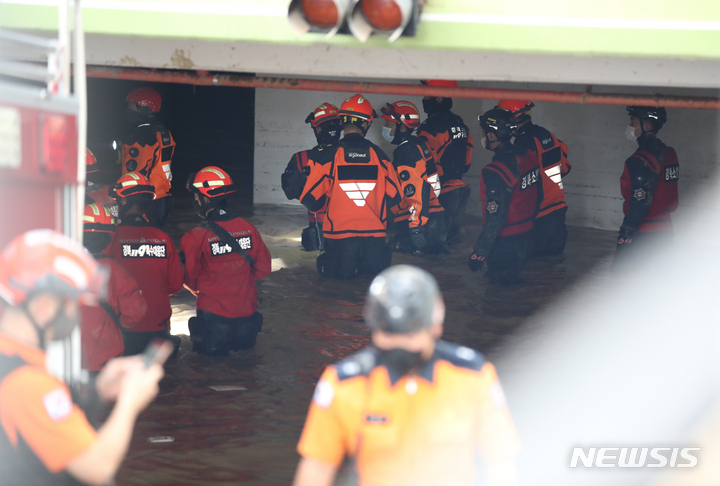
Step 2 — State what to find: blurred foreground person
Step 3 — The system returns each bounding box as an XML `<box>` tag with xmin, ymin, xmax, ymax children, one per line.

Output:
<box><xmin>417</xmin><ymin>79</ymin><xmax>473</xmax><ymax>240</ymax></box>
<box><xmin>613</xmin><ymin>106</ymin><xmax>678</xmax><ymax>271</ymax></box>
<box><xmin>281</xmin><ymin>102</ymin><xmax>342</xmax><ymax>251</ymax></box>
<box><xmin>181</xmin><ymin>167</ymin><xmax>271</xmax><ymax>355</ymax></box>
<box><xmin>469</xmin><ymin>109</ymin><xmax>539</xmax><ymax>285</ymax></box>
<box><xmin>121</xmin><ymin>87</ymin><xmax>176</xmax><ymax>227</ymax></box>
<box><xmin>84</xmin><ymin>148</ymin><xmax>118</xmax><ymax>218</ymax></box>
<box><xmin>108</xmin><ymin>172</ymin><xmax>183</xmax><ymax>355</ymax></box>
<box><xmin>81</xmin><ymin>203</ymin><xmax>146</xmax><ymax>371</ymax></box>
<box><xmin>301</xmin><ymin>94</ymin><xmax>401</xmax><ymax>280</ymax></box>
<box><xmin>293</xmin><ymin>265</ymin><xmax>521</xmax><ymax>486</ymax></box>
<box><xmin>381</xmin><ymin>100</ymin><xmax>447</xmax><ymax>255</ymax></box>
<box><xmin>501</xmin><ymin>100</ymin><xmax>571</xmax><ymax>256</ymax></box>
<box><xmin>0</xmin><ymin>229</ymin><xmax>164</xmax><ymax>485</ymax></box>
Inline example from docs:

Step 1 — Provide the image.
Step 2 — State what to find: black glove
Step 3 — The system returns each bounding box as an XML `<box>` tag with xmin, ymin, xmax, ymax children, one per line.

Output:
<box><xmin>409</xmin><ymin>227</ymin><xmax>428</xmax><ymax>250</ymax></box>
<box><xmin>468</xmin><ymin>252</ymin><xmax>485</xmax><ymax>272</ymax></box>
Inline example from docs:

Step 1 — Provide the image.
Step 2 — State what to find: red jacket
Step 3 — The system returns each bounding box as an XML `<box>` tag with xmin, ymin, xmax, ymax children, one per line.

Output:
<box><xmin>107</xmin><ymin>216</ymin><xmax>183</xmax><ymax>332</ymax></box>
<box><xmin>180</xmin><ymin>213</ymin><xmax>272</xmax><ymax>319</ymax></box>
<box><xmin>80</xmin><ymin>257</ymin><xmax>146</xmax><ymax>370</ymax></box>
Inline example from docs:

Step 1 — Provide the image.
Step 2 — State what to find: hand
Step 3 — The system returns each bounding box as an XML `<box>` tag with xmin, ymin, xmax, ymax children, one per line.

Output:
<box><xmin>95</xmin><ymin>356</ymin><xmax>143</xmax><ymax>402</ymax></box>
<box><xmin>409</xmin><ymin>227</ymin><xmax>428</xmax><ymax>250</ymax></box>
<box><xmin>468</xmin><ymin>252</ymin><xmax>485</xmax><ymax>272</ymax></box>
<box><xmin>618</xmin><ymin>236</ymin><xmax>633</xmax><ymax>245</ymax></box>
<box><xmin>116</xmin><ymin>362</ymin><xmax>164</xmax><ymax>415</ymax></box>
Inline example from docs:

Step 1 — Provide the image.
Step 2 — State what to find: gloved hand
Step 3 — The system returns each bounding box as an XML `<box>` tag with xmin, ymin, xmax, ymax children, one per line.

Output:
<box><xmin>409</xmin><ymin>227</ymin><xmax>428</xmax><ymax>250</ymax></box>
<box><xmin>468</xmin><ymin>252</ymin><xmax>485</xmax><ymax>272</ymax></box>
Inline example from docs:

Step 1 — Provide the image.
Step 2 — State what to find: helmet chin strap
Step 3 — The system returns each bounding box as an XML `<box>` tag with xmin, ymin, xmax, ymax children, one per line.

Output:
<box><xmin>20</xmin><ymin>301</ymin><xmax>60</xmax><ymax>349</ymax></box>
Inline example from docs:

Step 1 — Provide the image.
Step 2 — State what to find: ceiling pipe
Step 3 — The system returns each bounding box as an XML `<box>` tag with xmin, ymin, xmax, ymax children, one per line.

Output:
<box><xmin>86</xmin><ymin>66</ymin><xmax>720</xmax><ymax>110</ymax></box>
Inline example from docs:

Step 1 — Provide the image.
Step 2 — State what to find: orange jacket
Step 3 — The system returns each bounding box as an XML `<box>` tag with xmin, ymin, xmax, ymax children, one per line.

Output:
<box><xmin>300</xmin><ymin>133</ymin><xmax>401</xmax><ymax>239</ymax></box>
<box><xmin>417</xmin><ymin>110</ymin><xmax>473</xmax><ymax>195</ymax></box>
<box><xmin>122</xmin><ymin>121</ymin><xmax>175</xmax><ymax>199</ymax></box>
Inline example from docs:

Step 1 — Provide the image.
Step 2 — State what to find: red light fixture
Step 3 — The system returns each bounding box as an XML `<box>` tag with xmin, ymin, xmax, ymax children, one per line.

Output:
<box><xmin>40</xmin><ymin>114</ymin><xmax>71</xmax><ymax>173</ymax></box>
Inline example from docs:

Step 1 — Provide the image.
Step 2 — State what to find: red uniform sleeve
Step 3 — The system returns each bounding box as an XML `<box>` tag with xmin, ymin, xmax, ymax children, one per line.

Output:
<box><xmin>475</xmin><ymin>362</ymin><xmax>522</xmax><ymax>463</ymax></box>
<box><xmin>166</xmin><ymin>239</ymin><xmax>184</xmax><ymax>295</ymax></box>
<box><xmin>179</xmin><ymin>230</ymin><xmax>202</xmax><ymax>294</ymax></box>
<box><xmin>110</xmin><ymin>262</ymin><xmax>147</xmax><ymax>329</ymax></box>
<box><xmin>0</xmin><ymin>367</ymin><xmax>97</xmax><ymax>473</ymax></box>
<box><xmin>251</xmin><ymin>227</ymin><xmax>272</xmax><ymax>281</ymax></box>
<box><xmin>297</xmin><ymin>367</ymin><xmax>348</xmax><ymax>466</ymax></box>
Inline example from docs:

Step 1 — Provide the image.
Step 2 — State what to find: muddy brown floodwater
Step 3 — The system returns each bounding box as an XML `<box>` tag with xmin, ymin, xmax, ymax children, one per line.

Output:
<box><xmin>116</xmin><ymin>195</ymin><xmax>617</xmax><ymax>486</ymax></box>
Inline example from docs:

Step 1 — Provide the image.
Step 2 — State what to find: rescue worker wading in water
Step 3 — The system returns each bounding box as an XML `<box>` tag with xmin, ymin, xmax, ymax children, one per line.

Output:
<box><xmin>180</xmin><ymin>167</ymin><xmax>272</xmax><ymax>356</ymax></box>
<box><xmin>469</xmin><ymin>108</ymin><xmax>540</xmax><ymax>286</ymax></box>
<box><xmin>121</xmin><ymin>87</ymin><xmax>176</xmax><ymax>227</ymax></box>
<box><xmin>500</xmin><ymin>100</ymin><xmax>571</xmax><ymax>257</ymax></box>
<box><xmin>300</xmin><ymin>94</ymin><xmax>402</xmax><ymax>280</ymax></box>
<box><xmin>612</xmin><ymin>106</ymin><xmax>679</xmax><ymax>271</ymax></box>
<box><xmin>281</xmin><ymin>102</ymin><xmax>342</xmax><ymax>251</ymax></box>
<box><xmin>381</xmin><ymin>100</ymin><xmax>447</xmax><ymax>254</ymax></box>
<box><xmin>293</xmin><ymin>265</ymin><xmax>521</xmax><ymax>486</ymax></box>
<box><xmin>107</xmin><ymin>172</ymin><xmax>183</xmax><ymax>355</ymax></box>
<box><xmin>417</xmin><ymin>79</ymin><xmax>473</xmax><ymax>241</ymax></box>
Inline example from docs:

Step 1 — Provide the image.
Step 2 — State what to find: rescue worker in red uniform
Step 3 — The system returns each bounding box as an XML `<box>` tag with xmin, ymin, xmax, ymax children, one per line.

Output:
<box><xmin>85</xmin><ymin>148</ymin><xmax>118</xmax><ymax>218</ymax></box>
<box><xmin>81</xmin><ymin>203</ymin><xmax>146</xmax><ymax>371</ymax></box>
<box><xmin>417</xmin><ymin>79</ymin><xmax>473</xmax><ymax>241</ymax></box>
<box><xmin>469</xmin><ymin>108</ymin><xmax>540</xmax><ymax>286</ymax></box>
<box><xmin>121</xmin><ymin>87</ymin><xmax>176</xmax><ymax>227</ymax></box>
<box><xmin>500</xmin><ymin>100</ymin><xmax>571</xmax><ymax>256</ymax></box>
<box><xmin>301</xmin><ymin>94</ymin><xmax>402</xmax><ymax>280</ymax></box>
<box><xmin>0</xmin><ymin>229</ymin><xmax>164</xmax><ymax>486</ymax></box>
<box><xmin>180</xmin><ymin>167</ymin><xmax>272</xmax><ymax>356</ymax></box>
<box><xmin>107</xmin><ymin>172</ymin><xmax>183</xmax><ymax>355</ymax></box>
<box><xmin>293</xmin><ymin>265</ymin><xmax>521</xmax><ymax>486</ymax></box>
<box><xmin>381</xmin><ymin>100</ymin><xmax>447</xmax><ymax>254</ymax></box>
<box><xmin>281</xmin><ymin>102</ymin><xmax>342</xmax><ymax>251</ymax></box>
<box><xmin>612</xmin><ymin>106</ymin><xmax>678</xmax><ymax>270</ymax></box>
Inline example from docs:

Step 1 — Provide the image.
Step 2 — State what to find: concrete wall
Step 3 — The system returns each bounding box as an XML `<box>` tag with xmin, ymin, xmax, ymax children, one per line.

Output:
<box><xmin>254</xmin><ymin>84</ymin><xmax>720</xmax><ymax>231</ymax></box>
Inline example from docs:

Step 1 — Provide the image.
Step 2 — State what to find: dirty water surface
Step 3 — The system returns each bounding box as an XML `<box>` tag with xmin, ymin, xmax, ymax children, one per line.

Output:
<box><xmin>116</xmin><ymin>197</ymin><xmax>617</xmax><ymax>486</ymax></box>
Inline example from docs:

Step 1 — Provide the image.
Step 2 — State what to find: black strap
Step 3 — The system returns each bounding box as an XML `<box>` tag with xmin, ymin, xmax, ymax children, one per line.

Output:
<box><xmin>99</xmin><ymin>299</ymin><xmax>124</xmax><ymax>329</ymax></box>
<box><xmin>201</xmin><ymin>220</ymin><xmax>255</xmax><ymax>267</ymax></box>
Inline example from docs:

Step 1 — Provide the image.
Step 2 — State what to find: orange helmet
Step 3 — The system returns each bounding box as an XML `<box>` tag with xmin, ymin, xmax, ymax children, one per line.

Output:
<box><xmin>306</xmin><ymin>102</ymin><xmax>340</xmax><ymax>127</ymax></box>
<box><xmin>187</xmin><ymin>166</ymin><xmax>236</xmax><ymax>198</ymax></box>
<box><xmin>498</xmin><ymin>100</ymin><xmax>534</xmax><ymax>118</ymax></box>
<box><xmin>83</xmin><ymin>203</ymin><xmax>116</xmax><ymax>234</ymax></box>
<box><xmin>421</xmin><ymin>79</ymin><xmax>458</xmax><ymax>88</ymax></box>
<box><xmin>85</xmin><ymin>148</ymin><xmax>98</xmax><ymax>174</ymax></box>
<box><xmin>0</xmin><ymin>229</ymin><xmax>105</xmax><ymax>306</ymax></box>
<box><xmin>381</xmin><ymin>101</ymin><xmax>421</xmax><ymax>129</ymax></box>
<box><xmin>340</xmin><ymin>94</ymin><xmax>375</xmax><ymax>123</ymax></box>
<box><xmin>111</xmin><ymin>172</ymin><xmax>155</xmax><ymax>200</ymax></box>
<box><xmin>126</xmin><ymin>87</ymin><xmax>161</xmax><ymax>113</ymax></box>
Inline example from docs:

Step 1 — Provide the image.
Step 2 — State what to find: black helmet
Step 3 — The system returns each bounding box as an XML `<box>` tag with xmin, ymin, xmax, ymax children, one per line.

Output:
<box><xmin>478</xmin><ymin>108</ymin><xmax>517</xmax><ymax>142</ymax></box>
<box><xmin>626</xmin><ymin>106</ymin><xmax>667</xmax><ymax>130</ymax></box>
<box><xmin>364</xmin><ymin>265</ymin><xmax>441</xmax><ymax>334</ymax></box>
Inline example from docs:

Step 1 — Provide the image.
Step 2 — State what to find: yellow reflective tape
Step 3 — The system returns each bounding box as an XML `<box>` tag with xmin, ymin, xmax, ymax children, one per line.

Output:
<box><xmin>122</xmin><ymin>180</ymin><xmax>138</xmax><ymax>187</ymax></box>
<box><xmin>201</xmin><ymin>168</ymin><xmax>226</xmax><ymax>179</ymax></box>
<box><xmin>83</xmin><ymin>215</ymin><xmax>95</xmax><ymax>222</ymax></box>
<box><xmin>91</xmin><ymin>204</ymin><xmax>100</xmax><ymax>215</ymax></box>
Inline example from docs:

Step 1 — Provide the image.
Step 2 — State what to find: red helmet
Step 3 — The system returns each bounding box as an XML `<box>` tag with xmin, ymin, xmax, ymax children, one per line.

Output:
<box><xmin>339</xmin><ymin>94</ymin><xmax>375</xmax><ymax>122</ymax></box>
<box><xmin>86</xmin><ymin>148</ymin><xmax>98</xmax><ymax>174</ymax></box>
<box><xmin>83</xmin><ymin>203</ymin><xmax>116</xmax><ymax>233</ymax></box>
<box><xmin>111</xmin><ymin>172</ymin><xmax>155</xmax><ymax>200</ymax></box>
<box><xmin>381</xmin><ymin>101</ymin><xmax>421</xmax><ymax>129</ymax></box>
<box><xmin>0</xmin><ymin>229</ymin><xmax>105</xmax><ymax>306</ymax></box>
<box><xmin>498</xmin><ymin>100</ymin><xmax>534</xmax><ymax>118</ymax></box>
<box><xmin>421</xmin><ymin>79</ymin><xmax>458</xmax><ymax>88</ymax></box>
<box><xmin>187</xmin><ymin>166</ymin><xmax>236</xmax><ymax>198</ymax></box>
<box><xmin>306</xmin><ymin>102</ymin><xmax>340</xmax><ymax>127</ymax></box>
<box><xmin>126</xmin><ymin>87</ymin><xmax>161</xmax><ymax>113</ymax></box>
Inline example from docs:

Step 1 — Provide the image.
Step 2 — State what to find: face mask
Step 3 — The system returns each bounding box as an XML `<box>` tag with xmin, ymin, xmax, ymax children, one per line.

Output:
<box><xmin>381</xmin><ymin>126</ymin><xmax>394</xmax><ymax>143</ymax></box>
<box><xmin>377</xmin><ymin>348</ymin><xmax>426</xmax><ymax>377</ymax></box>
<box><xmin>481</xmin><ymin>135</ymin><xmax>488</xmax><ymax>149</ymax></box>
<box><xmin>625</xmin><ymin>125</ymin><xmax>638</xmax><ymax>142</ymax></box>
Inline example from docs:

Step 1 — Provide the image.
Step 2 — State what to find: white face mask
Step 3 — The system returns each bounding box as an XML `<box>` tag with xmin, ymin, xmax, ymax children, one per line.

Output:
<box><xmin>481</xmin><ymin>135</ymin><xmax>488</xmax><ymax>149</ymax></box>
<box><xmin>625</xmin><ymin>125</ymin><xmax>638</xmax><ymax>142</ymax></box>
<box><xmin>381</xmin><ymin>126</ymin><xmax>394</xmax><ymax>143</ymax></box>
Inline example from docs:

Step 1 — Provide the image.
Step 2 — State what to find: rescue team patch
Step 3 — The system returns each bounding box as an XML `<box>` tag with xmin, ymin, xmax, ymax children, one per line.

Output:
<box><xmin>520</xmin><ymin>168</ymin><xmax>540</xmax><ymax>190</ymax></box>
<box><xmin>313</xmin><ymin>380</ymin><xmax>335</xmax><ymax>409</ymax></box>
<box><xmin>404</xmin><ymin>184</ymin><xmax>416</xmax><ymax>197</ymax></box>
<box><xmin>126</xmin><ymin>159</ymin><xmax>138</xmax><ymax>172</ymax></box>
<box><xmin>487</xmin><ymin>201</ymin><xmax>499</xmax><ymax>214</ymax></box>
<box><xmin>43</xmin><ymin>388</ymin><xmax>72</xmax><ymax>422</ymax></box>
<box><xmin>633</xmin><ymin>188</ymin><xmax>647</xmax><ymax>201</ymax></box>
<box><xmin>665</xmin><ymin>165</ymin><xmax>679</xmax><ymax>182</ymax></box>
<box><xmin>210</xmin><ymin>236</ymin><xmax>253</xmax><ymax>256</ymax></box>
<box><xmin>399</xmin><ymin>170</ymin><xmax>410</xmax><ymax>181</ymax></box>
<box><xmin>449</xmin><ymin>125</ymin><xmax>468</xmax><ymax>140</ymax></box>
<box><xmin>129</xmin><ymin>147</ymin><xmax>140</xmax><ymax>158</ymax></box>
<box><xmin>541</xmin><ymin>136</ymin><xmax>555</xmax><ymax>149</ymax></box>
<box><xmin>365</xmin><ymin>414</ymin><xmax>389</xmax><ymax>424</ymax></box>
<box><xmin>122</xmin><ymin>243</ymin><xmax>167</xmax><ymax>258</ymax></box>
